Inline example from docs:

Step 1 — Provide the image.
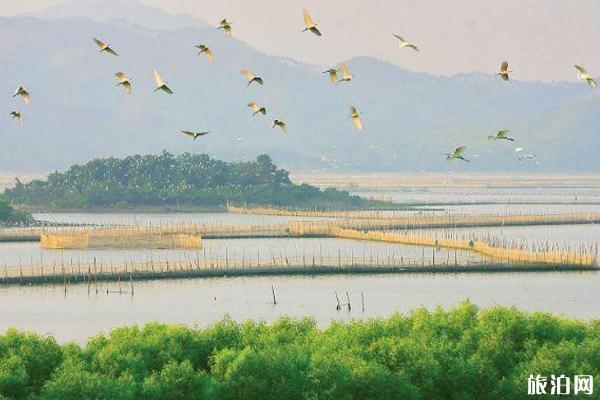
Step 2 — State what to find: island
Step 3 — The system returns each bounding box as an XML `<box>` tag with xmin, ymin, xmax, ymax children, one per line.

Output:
<box><xmin>2</xmin><ymin>152</ymin><xmax>387</xmax><ymax>211</ymax></box>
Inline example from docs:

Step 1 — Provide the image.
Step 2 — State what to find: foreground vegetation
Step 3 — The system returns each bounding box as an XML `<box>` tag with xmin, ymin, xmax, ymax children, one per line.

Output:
<box><xmin>0</xmin><ymin>199</ymin><xmax>32</xmax><ymax>226</ymax></box>
<box><xmin>2</xmin><ymin>152</ymin><xmax>379</xmax><ymax>210</ymax></box>
<box><xmin>0</xmin><ymin>302</ymin><xmax>598</xmax><ymax>399</ymax></box>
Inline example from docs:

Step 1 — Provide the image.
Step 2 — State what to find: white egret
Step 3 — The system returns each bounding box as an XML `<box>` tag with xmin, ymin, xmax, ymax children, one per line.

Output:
<box><xmin>487</xmin><ymin>130</ymin><xmax>514</xmax><ymax>141</ymax></box>
<box><xmin>114</xmin><ymin>72</ymin><xmax>132</xmax><ymax>94</ymax></box>
<box><xmin>247</xmin><ymin>102</ymin><xmax>266</xmax><ymax>116</ymax></box>
<box><xmin>218</xmin><ymin>19</ymin><xmax>232</xmax><ymax>37</ymax></box>
<box><xmin>303</xmin><ymin>9</ymin><xmax>322</xmax><ymax>36</ymax></box>
<box><xmin>10</xmin><ymin>111</ymin><xmax>23</xmax><ymax>125</ymax></box>
<box><xmin>181</xmin><ymin>130</ymin><xmax>210</xmax><ymax>140</ymax></box>
<box><xmin>13</xmin><ymin>86</ymin><xmax>30</xmax><ymax>104</ymax></box>
<box><xmin>497</xmin><ymin>61</ymin><xmax>512</xmax><ymax>81</ymax></box>
<box><xmin>575</xmin><ymin>65</ymin><xmax>596</xmax><ymax>88</ymax></box>
<box><xmin>350</xmin><ymin>106</ymin><xmax>362</xmax><ymax>131</ymax></box>
<box><xmin>446</xmin><ymin>146</ymin><xmax>470</xmax><ymax>162</ymax></box>
<box><xmin>393</xmin><ymin>35</ymin><xmax>418</xmax><ymax>51</ymax></box>
<box><xmin>153</xmin><ymin>70</ymin><xmax>173</xmax><ymax>94</ymax></box>
<box><xmin>337</xmin><ymin>63</ymin><xmax>353</xmax><ymax>83</ymax></box>
<box><xmin>273</xmin><ymin>119</ymin><xmax>287</xmax><ymax>132</ymax></box>
<box><xmin>323</xmin><ymin>69</ymin><xmax>338</xmax><ymax>85</ymax></box>
<box><xmin>241</xmin><ymin>70</ymin><xmax>264</xmax><ymax>86</ymax></box>
<box><xmin>93</xmin><ymin>37</ymin><xmax>119</xmax><ymax>56</ymax></box>
<box><xmin>519</xmin><ymin>154</ymin><xmax>538</xmax><ymax>163</ymax></box>
<box><xmin>195</xmin><ymin>44</ymin><xmax>215</xmax><ymax>62</ymax></box>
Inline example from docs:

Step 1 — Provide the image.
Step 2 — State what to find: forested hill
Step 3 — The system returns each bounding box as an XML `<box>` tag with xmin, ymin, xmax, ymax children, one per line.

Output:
<box><xmin>2</xmin><ymin>152</ymin><xmax>376</xmax><ymax>210</ymax></box>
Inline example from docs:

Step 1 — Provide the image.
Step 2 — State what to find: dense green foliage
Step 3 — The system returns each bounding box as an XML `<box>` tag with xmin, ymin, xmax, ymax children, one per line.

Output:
<box><xmin>0</xmin><ymin>302</ymin><xmax>598</xmax><ymax>399</ymax></box>
<box><xmin>0</xmin><ymin>199</ymin><xmax>32</xmax><ymax>225</ymax></box>
<box><xmin>2</xmin><ymin>152</ymin><xmax>372</xmax><ymax>209</ymax></box>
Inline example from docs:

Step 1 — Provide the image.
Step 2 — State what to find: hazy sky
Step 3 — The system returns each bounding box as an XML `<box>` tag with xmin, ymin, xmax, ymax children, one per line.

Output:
<box><xmin>2</xmin><ymin>0</ymin><xmax>600</xmax><ymax>81</ymax></box>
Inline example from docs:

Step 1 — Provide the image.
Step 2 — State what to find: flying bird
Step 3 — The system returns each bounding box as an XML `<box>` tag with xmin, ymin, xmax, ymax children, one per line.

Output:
<box><xmin>446</xmin><ymin>146</ymin><xmax>470</xmax><ymax>162</ymax></box>
<box><xmin>13</xmin><ymin>86</ymin><xmax>30</xmax><ymax>103</ymax></box>
<box><xmin>10</xmin><ymin>111</ymin><xmax>23</xmax><ymax>125</ymax></box>
<box><xmin>575</xmin><ymin>65</ymin><xmax>596</xmax><ymax>88</ymax></box>
<box><xmin>195</xmin><ymin>44</ymin><xmax>215</xmax><ymax>62</ymax></box>
<box><xmin>218</xmin><ymin>19</ymin><xmax>232</xmax><ymax>36</ymax></box>
<box><xmin>487</xmin><ymin>130</ymin><xmax>514</xmax><ymax>141</ymax></box>
<box><xmin>114</xmin><ymin>72</ymin><xmax>132</xmax><ymax>94</ymax></box>
<box><xmin>497</xmin><ymin>61</ymin><xmax>512</xmax><ymax>81</ymax></box>
<box><xmin>272</xmin><ymin>119</ymin><xmax>287</xmax><ymax>132</ymax></box>
<box><xmin>241</xmin><ymin>70</ymin><xmax>263</xmax><ymax>86</ymax></box>
<box><xmin>393</xmin><ymin>35</ymin><xmax>419</xmax><ymax>51</ymax></box>
<box><xmin>302</xmin><ymin>9</ymin><xmax>321</xmax><ymax>36</ymax></box>
<box><xmin>323</xmin><ymin>69</ymin><xmax>338</xmax><ymax>85</ymax></box>
<box><xmin>93</xmin><ymin>37</ymin><xmax>119</xmax><ymax>56</ymax></box>
<box><xmin>337</xmin><ymin>63</ymin><xmax>353</xmax><ymax>83</ymax></box>
<box><xmin>153</xmin><ymin>70</ymin><xmax>173</xmax><ymax>94</ymax></box>
<box><xmin>181</xmin><ymin>130</ymin><xmax>210</xmax><ymax>140</ymax></box>
<box><xmin>518</xmin><ymin>154</ymin><xmax>537</xmax><ymax>162</ymax></box>
<box><xmin>247</xmin><ymin>102</ymin><xmax>266</xmax><ymax>116</ymax></box>
<box><xmin>350</xmin><ymin>106</ymin><xmax>362</xmax><ymax>131</ymax></box>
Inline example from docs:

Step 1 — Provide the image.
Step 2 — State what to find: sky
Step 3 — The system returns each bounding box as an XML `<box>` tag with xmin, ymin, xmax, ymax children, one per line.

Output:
<box><xmin>1</xmin><ymin>0</ymin><xmax>600</xmax><ymax>81</ymax></box>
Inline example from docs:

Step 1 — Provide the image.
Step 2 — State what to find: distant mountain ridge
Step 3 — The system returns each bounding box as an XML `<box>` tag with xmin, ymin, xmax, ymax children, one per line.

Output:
<box><xmin>21</xmin><ymin>0</ymin><xmax>207</xmax><ymax>31</ymax></box>
<box><xmin>1</xmin><ymin>1</ymin><xmax>599</xmax><ymax>173</ymax></box>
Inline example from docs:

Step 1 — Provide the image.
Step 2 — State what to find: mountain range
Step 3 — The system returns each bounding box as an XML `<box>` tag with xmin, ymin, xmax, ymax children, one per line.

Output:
<box><xmin>1</xmin><ymin>0</ymin><xmax>599</xmax><ymax>173</ymax></box>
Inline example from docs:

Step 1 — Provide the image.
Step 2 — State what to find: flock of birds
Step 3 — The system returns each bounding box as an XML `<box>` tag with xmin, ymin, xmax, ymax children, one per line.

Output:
<box><xmin>7</xmin><ymin>8</ymin><xmax>598</xmax><ymax>165</ymax></box>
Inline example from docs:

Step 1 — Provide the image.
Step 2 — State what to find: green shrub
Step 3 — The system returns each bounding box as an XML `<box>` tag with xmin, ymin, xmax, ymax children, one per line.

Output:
<box><xmin>0</xmin><ymin>302</ymin><xmax>598</xmax><ymax>399</ymax></box>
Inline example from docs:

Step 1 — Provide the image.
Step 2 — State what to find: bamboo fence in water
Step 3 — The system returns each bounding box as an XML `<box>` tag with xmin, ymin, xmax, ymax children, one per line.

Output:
<box><xmin>330</xmin><ymin>228</ymin><xmax>596</xmax><ymax>267</ymax></box>
<box><xmin>288</xmin><ymin>212</ymin><xmax>600</xmax><ymax>234</ymax></box>
<box><xmin>1</xmin><ymin>253</ymin><xmax>595</xmax><ymax>286</ymax></box>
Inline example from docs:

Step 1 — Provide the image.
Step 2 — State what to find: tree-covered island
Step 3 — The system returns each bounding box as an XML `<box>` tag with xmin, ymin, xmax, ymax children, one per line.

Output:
<box><xmin>2</xmin><ymin>152</ymin><xmax>385</xmax><ymax>211</ymax></box>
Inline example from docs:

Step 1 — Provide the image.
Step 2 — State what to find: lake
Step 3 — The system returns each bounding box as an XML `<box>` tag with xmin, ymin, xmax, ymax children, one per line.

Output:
<box><xmin>1</xmin><ymin>174</ymin><xmax>600</xmax><ymax>342</ymax></box>
<box><xmin>1</xmin><ymin>271</ymin><xmax>597</xmax><ymax>344</ymax></box>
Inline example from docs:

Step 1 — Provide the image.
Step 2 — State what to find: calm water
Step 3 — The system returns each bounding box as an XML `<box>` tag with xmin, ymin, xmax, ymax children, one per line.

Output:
<box><xmin>352</xmin><ymin>187</ymin><xmax>600</xmax><ymax>206</ymax></box>
<box><xmin>0</xmin><ymin>238</ymin><xmax>478</xmax><ymax>270</ymax></box>
<box><xmin>0</xmin><ymin>272</ymin><xmax>597</xmax><ymax>343</ymax></box>
<box><xmin>1</xmin><ymin>184</ymin><xmax>600</xmax><ymax>342</ymax></box>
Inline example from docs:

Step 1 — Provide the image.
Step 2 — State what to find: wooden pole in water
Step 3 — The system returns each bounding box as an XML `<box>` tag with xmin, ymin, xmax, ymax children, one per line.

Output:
<box><xmin>361</xmin><ymin>292</ymin><xmax>365</xmax><ymax>312</ymax></box>
<box><xmin>335</xmin><ymin>291</ymin><xmax>341</xmax><ymax>311</ymax></box>
<box><xmin>271</xmin><ymin>285</ymin><xmax>277</xmax><ymax>305</ymax></box>
<box><xmin>346</xmin><ymin>291</ymin><xmax>351</xmax><ymax>312</ymax></box>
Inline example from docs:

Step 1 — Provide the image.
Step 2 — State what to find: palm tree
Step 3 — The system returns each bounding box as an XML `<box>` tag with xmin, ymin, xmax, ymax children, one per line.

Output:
<box><xmin>303</xmin><ymin>9</ymin><xmax>322</xmax><ymax>36</ymax></box>
<box><xmin>153</xmin><ymin>70</ymin><xmax>173</xmax><ymax>94</ymax></box>
<box><xmin>93</xmin><ymin>37</ymin><xmax>119</xmax><ymax>56</ymax></box>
